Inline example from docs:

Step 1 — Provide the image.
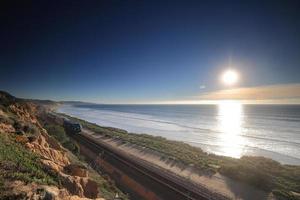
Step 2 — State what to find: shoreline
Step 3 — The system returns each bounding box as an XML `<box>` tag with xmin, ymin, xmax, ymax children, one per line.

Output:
<box><xmin>57</xmin><ymin>104</ymin><xmax>300</xmax><ymax>166</ymax></box>
<box><xmin>56</xmin><ymin>111</ymin><xmax>300</xmax><ymax>200</ymax></box>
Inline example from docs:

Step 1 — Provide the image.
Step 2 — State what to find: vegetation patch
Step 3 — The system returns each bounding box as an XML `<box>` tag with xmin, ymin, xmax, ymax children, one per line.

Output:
<box><xmin>0</xmin><ymin>134</ymin><xmax>59</xmax><ymax>187</ymax></box>
<box><xmin>44</xmin><ymin>124</ymin><xmax>80</xmax><ymax>155</ymax></box>
<box><xmin>220</xmin><ymin>156</ymin><xmax>300</xmax><ymax>194</ymax></box>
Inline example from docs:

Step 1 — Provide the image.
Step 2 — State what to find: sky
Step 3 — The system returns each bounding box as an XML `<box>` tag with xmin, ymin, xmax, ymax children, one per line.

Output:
<box><xmin>1</xmin><ymin>0</ymin><xmax>300</xmax><ymax>103</ymax></box>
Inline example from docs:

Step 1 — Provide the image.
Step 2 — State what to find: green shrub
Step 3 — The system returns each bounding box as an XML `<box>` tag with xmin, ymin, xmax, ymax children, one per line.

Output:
<box><xmin>44</xmin><ymin>124</ymin><xmax>79</xmax><ymax>155</ymax></box>
<box><xmin>23</xmin><ymin>123</ymin><xmax>39</xmax><ymax>136</ymax></box>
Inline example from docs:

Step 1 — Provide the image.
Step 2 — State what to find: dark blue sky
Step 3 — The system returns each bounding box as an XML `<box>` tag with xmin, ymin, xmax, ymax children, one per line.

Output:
<box><xmin>1</xmin><ymin>0</ymin><xmax>300</xmax><ymax>102</ymax></box>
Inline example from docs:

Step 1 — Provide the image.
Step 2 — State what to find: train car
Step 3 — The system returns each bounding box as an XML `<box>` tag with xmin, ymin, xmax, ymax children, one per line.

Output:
<box><xmin>63</xmin><ymin>119</ymin><xmax>82</xmax><ymax>134</ymax></box>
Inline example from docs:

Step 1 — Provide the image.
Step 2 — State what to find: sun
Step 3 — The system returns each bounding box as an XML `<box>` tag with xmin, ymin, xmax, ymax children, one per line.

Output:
<box><xmin>221</xmin><ymin>69</ymin><xmax>239</xmax><ymax>86</ymax></box>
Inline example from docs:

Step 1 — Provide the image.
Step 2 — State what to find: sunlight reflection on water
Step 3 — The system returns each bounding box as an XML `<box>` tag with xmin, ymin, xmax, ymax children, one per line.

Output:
<box><xmin>217</xmin><ymin>100</ymin><xmax>245</xmax><ymax>158</ymax></box>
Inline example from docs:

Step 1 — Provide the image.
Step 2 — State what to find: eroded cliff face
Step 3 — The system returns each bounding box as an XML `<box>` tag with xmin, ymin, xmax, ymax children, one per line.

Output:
<box><xmin>0</xmin><ymin>91</ymin><xmax>105</xmax><ymax>200</ymax></box>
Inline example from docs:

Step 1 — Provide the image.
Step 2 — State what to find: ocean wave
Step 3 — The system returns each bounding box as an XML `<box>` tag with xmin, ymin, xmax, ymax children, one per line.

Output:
<box><xmin>69</xmin><ymin>107</ymin><xmax>300</xmax><ymax>145</ymax></box>
<box><xmin>185</xmin><ymin>140</ymin><xmax>300</xmax><ymax>164</ymax></box>
<box><xmin>58</xmin><ymin>104</ymin><xmax>300</xmax><ymax>165</ymax></box>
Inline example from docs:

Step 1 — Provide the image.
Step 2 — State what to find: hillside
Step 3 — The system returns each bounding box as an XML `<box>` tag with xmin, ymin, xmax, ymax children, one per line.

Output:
<box><xmin>0</xmin><ymin>91</ymin><xmax>126</xmax><ymax>200</ymax></box>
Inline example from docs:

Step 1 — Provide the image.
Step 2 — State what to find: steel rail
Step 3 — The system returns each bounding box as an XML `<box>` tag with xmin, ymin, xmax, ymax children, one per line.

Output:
<box><xmin>74</xmin><ymin>132</ymin><xmax>228</xmax><ymax>200</ymax></box>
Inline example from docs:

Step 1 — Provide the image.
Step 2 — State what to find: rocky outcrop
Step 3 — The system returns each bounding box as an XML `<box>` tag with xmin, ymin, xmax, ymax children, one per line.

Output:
<box><xmin>26</xmin><ymin>130</ymin><xmax>99</xmax><ymax>198</ymax></box>
<box><xmin>0</xmin><ymin>91</ymin><xmax>103</xmax><ymax>200</ymax></box>
<box><xmin>61</xmin><ymin>174</ymin><xmax>99</xmax><ymax>198</ymax></box>
<box><xmin>25</xmin><ymin>130</ymin><xmax>70</xmax><ymax>171</ymax></box>
<box><xmin>64</xmin><ymin>164</ymin><xmax>89</xmax><ymax>177</ymax></box>
<box><xmin>24</xmin><ymin>121</ymin><xmax>100</xmax><ymax>199</ymax></box>
<box><xmin>0</xmin><ymin>108</ymin><xmax>15</xmax><ymax>133</ymax></box>
<box><xmin>9</xmin><ymin>102</ymin><xmax>39</xmax><ymax>125</ymax></box>
<box><xmin>2</xmin><ymin>180</ymin><xmax>105</xmax><ymax>200</ymax></box>
<box><xmin>0</xmin><ymin>123</ymin><xmax>15</xmax><ymax>133</ymax></box>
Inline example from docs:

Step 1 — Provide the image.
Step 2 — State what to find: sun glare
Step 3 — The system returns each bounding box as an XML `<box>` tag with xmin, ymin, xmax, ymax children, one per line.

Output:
<box><xmin>221</xmin><ymin>69</ymin><xmax>239</xmax><ymax>86</ymax></box>
<box><xmin>217</xmin><ymin>101</ymin><xmax>245</xmax><ymax>158</ymax></box>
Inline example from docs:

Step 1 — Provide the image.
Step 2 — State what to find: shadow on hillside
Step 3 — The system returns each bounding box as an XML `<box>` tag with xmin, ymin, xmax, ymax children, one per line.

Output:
<box><xmin>222</xmin><ymin>174</ymin><xmax>269</xmax><ymax>200</ymax></box>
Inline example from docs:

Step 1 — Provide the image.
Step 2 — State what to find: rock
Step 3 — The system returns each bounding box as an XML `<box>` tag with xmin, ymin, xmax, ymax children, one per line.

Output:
<box><xmin>25</xmin><ymin>134</ymin><xmax>70</xmax><ymax>167</ymax></box>
<box><xmin>61</xmin><ymin>174</ymin><xmax>99</xmax><ymax>199</ymax></box>
<box><xmin>81</xmin><ymin>178</ymin><xmax>99</xmax><ymax>199</ymax></box>
<box><xmin>0</xmin><ymin>123</ymin><xmax>15</xmax><ymax>133</ymax></box>
<box><xmin>9</xmin><ymin>103</ymin><xmax>38</xmax><ymax>125</ymax></box>
<box><xmin>64</xmin><ymin>164</ymin><xmax>88</xmax><ymax>177</ymax></box>
<box><xmin>15</xmin><ymin>135</ymin><xmax>29</xmax><ymax>144</ymax></box>
<box><xmin>45</xmin><ymin>132</ymin><xmax>64</xmax><ymax>151</ymax></box>
<box><xmin>40</xmin><ymin>185</ymin><xmax>69</xmax><ymax>200</ymax></box>
<box><xmin>61</xmin><ymin>174</ymin><xmax>85</xmax><ymax>197</ymax></box>
<box><xmin>25</xmin><ymin>132</ymin><xmax>101</xmax><ymax>199</ymax></box>
<box><xmin>41</xmin><ymin>159</ymin><xmax>64</xmax><ymax>173</ymax></box>
<box><xmin>2</xmin><ymin>180</ymin><xmax>100</xmax><ymax>200</ymax></box>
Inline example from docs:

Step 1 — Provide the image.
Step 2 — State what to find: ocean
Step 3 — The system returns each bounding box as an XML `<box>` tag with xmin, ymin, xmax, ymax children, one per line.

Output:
<box><xmin>58</xmin><ymin>102</ymin><xmax>300</xmax><ymax>165</ymax></box>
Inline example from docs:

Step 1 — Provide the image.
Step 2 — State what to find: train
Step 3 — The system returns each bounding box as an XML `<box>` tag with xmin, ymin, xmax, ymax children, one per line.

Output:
<box><xmin>63</xmin><ymin>119</ymin><xmax>82</xmax><ymax>134</ymax></box>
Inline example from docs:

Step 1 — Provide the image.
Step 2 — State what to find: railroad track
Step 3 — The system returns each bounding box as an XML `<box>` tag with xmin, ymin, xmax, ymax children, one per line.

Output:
<box><xmin>73</xmin><ymin>132</ymin><xmax>229</xmax><ymax>200</ymax></box>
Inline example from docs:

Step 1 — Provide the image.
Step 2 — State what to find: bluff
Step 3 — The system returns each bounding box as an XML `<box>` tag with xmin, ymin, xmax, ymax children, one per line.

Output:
<box><xmin>0</xmin><ymin>91</ymin><xmax>105</xmax><ymax>200</ymax></box>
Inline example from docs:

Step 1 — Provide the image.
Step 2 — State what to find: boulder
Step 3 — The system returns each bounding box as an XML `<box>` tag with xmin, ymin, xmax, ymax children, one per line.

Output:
<box><xmin>2</xmin><ymin>180</ymin><xmax>101</xmax><ymax>200</ymax></box>
<box><xmin>64</xmin><ymin>164</ymin><xmax>88</xmax><ymax>177</ymax></box>
<box><xmin>81</xmin><ymin>178</ymin><xmax>99</xmax><ymax>198</ymax></box>
<box><xmin>15</xmin><ymin>135</ymin><xmax>29</xmax><ymax>144</ymax></box>
<box><xmin>0</xmin><ymin>123</ymin><xmax>15</xmax><ymax>133</ymax></box>
<box><xmin>61</xmin><ymin>174</ymin><xmax>99</xmax><ymax>199</ymax></box>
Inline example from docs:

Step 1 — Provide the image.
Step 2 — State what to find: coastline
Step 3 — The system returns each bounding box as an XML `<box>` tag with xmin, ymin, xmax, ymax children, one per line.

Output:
<box><xmin>57</xmin><ymin>103</ymin><xmax>300</xmax><ymax>165</ymax></box>
<box><xmin>56</xmin><ymin>111</ymin><xmax>300</xmax><ymax>200</ymax></box>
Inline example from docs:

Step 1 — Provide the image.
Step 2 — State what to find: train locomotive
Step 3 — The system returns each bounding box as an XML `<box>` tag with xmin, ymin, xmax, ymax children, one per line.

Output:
<box><xmin>63</xmin><ymin>119</ymin><xmax>82</xmax><ymax>134</ymax></box>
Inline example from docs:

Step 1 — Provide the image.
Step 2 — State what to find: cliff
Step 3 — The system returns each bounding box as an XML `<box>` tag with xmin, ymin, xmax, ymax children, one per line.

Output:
<box><xmin>0</xmin><ymin>91</ymin><xmax>106</xmax><ymax>200</ymax></box>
